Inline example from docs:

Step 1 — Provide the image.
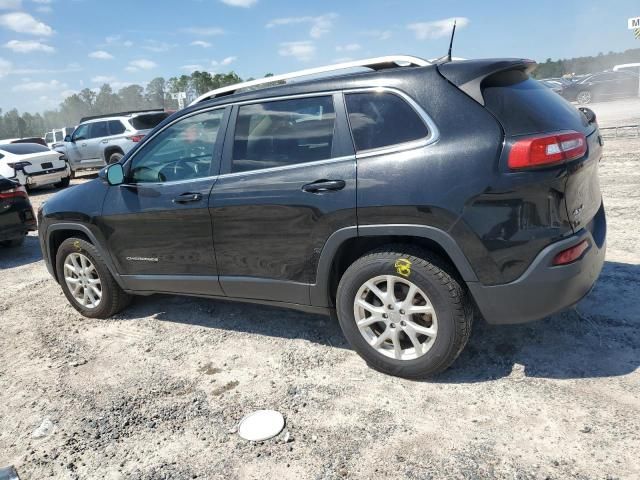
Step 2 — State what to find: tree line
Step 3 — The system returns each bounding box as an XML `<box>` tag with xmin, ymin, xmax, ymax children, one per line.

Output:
<box><xmin>0</xmin><ymin>70</ymin><xmax>267</xmax><ymax>140</ymax></box>
<box><xmin>532</xmin><ymin>48</ymin><xmax>640</xmax><ymax>79</ymax></box>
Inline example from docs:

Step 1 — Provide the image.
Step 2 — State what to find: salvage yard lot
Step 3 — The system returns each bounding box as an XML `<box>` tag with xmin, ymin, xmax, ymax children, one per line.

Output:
<box><xmin>1</xmin><ymin>135</ymin><xmax>639</xmax><ymax>479</ymax></box>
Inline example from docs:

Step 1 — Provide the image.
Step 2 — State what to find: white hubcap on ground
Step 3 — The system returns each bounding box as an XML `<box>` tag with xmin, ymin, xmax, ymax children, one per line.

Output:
<box><xmin>354</xmin><ymin>275</ymin><xmax>438</xmax><ymax>361</ymax></box>
<box><xmin>64</xmin><ymin>252</ymin><xmax>102</xmax><ymax>309</ymax></box>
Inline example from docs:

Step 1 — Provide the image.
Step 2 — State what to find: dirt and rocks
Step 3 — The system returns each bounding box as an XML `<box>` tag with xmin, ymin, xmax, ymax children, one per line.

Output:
<box><xmin>0</xmin><ymin>121</ymin><xmax>638</xmax><ymax>479</ymax></box>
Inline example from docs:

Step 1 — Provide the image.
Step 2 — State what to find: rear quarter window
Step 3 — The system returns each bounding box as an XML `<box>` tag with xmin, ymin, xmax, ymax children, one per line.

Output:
<box><xmin>130</xmin><ymin>113</ymin><xmax>170</xmax><ymax>131</ymax></box>
<box><xmin>482</xmin><ymin>70</ymin><xmax>590</xmax><ymax>136</ymax></box>
<box><xmin>345</xmin><ymin>92</ymin><xmax>429</xmax><ymax>151</ymax></box>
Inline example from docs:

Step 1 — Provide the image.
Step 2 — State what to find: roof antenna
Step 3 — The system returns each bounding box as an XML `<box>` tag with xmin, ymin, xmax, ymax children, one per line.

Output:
<box><xmin>447</xmin><ymin>19</ymin><xmax>457</xmax><ymax>62</ymax></box>
<box><xmin>435</xmin><ymin>19</ymin><xmax>457</xmax><ymax>64</ymax></box>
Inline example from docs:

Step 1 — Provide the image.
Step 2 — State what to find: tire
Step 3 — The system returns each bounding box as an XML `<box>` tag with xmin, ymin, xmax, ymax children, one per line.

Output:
<box><xmin>69</xmin><ymin>169</ymin><xmax>76</xmax><ymax>180</ymax></box>
<box><xmin>54</xmin><ymin>176</ymin><xmax>70</xmax><ymax>189</ymax></box>
<box><xmin>336</xmin><ymin>246</ymin><xmax>473</xmax><ymax>379</ymax></box>
<box><xmin>55</xmin><ymin>237</ymin><xmax>132</xmax><ymax>318</ymax></box>
<box><xmin>108</xmin><ymin>152</ymin><xmax>124</xmax><ymax>164</ymax></box>
<box><xmin>0</xmin><ymin>235</ymin><xmax>25</xmax><ymax>248</ymax></box>
<box><xmin>576</xmin><ymin>90</ymin><xmax>592</xmax><ymax>105</ymax></box>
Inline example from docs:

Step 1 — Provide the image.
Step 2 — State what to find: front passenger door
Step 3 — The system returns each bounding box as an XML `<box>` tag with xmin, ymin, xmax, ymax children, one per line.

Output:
<box><xmin>101</xmin><ymin>107</ymin><xmax>229</xmax><ymax>295</ymax></box>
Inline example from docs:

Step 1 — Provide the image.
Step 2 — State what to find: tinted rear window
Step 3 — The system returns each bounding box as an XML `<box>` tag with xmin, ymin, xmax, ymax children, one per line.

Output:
<box><xmin>345</xmin><ymin>92</ymin><xmax>429</xmax><ymax>151</ymax></box>
<box><xmin>482</xmin><ymin>70</ymin><xmax>590</xmax><ymax>136</ymax></box>
<box><xmin>108</xmin><ymin>120</ymin><xmax>126</xmax><ymax>135</ymax></box>
<box><xmin>0</xmin><ymin>143</ymin><xmax>50</xmax><ymax>155</ymax></box>
<box><xmin>129</xmin><ymin>113</ymin><xmax>170</xmax><ymax>131</ymax></box>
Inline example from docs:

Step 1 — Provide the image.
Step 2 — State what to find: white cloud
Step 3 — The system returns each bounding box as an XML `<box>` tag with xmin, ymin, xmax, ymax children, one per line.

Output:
<box><xmin>190</xmin><ymin>40</ymin><xmax>212</xmax><ymax>48</ymax></box>
<box><xmin>360</xmin><ymin>29</ymin><xmax>392</xmax><ymax>41</ymax></box>
<box><xmin>408</xmin><ymin>17</ymin><xmax>469</xmax><ymax>40</ymax></box>
<box><xmin>336</xmin><ymin>43</ymin><xmax>361</xmax><ymax>53</ymax></box>
<box><xmin>143</xmin><ymin>40</ymin><xmax>175</xmax><ymax>53</ymax></box>
<box><xmin>278</xmin><ymin>41</ymin><xmax>315</xmax><ymax>62</ymax></box>
<box><xmin>181</xmin><ymin>64</ymin><xmax>203</xmax><ymax>72</ymax></box>
<box><xmin>0</xmin><ymin>0</ymin><xmax>21</xmax><ymax>10</ymax></box>
<box><xmin>220</xmin><ymin>56</ymin><xmax>237</xmax><ymax>65</ymax></box>
<box><xmin>0</xmin><ymin>11</ymin><xmax>53</xmax><ymax>35</ymax></box>
<box><xmin>89</xmin><ymin>50</ymin><xmax>113</xmax><ymax>60</ymax></box>
<box><xmin>267</xmin><ymin>13</ymin><xmax>337</xmax><ymax>38</ymax></box>
<box><xmin>220</xmin><ymin>0</ymin><xmax>256</xmax><ymax>7</ymax></box>
<box><xmin>104</xmin><ymin>35</ymin><xmax>133</xmax><ymax>48</ymax></box>
<box><xmin>182</xmin><ymin>26</ymin><xmax>224</xmax><ymax>36</ymax></box>
<box><xmin>4</xmin><ymin>39</ymin><xmax>54</xmax><ymax>53</ymax></box>
<box><xmin>91</xmin><ymin>75</ymin><xmax>116</xmax><ymax>84</ymax></box>
<box><xmin>126</xmin><ymin>59</ymin><xmax>157</xmax><ymax>72</ymax></box>
<box><xmin>12</xmin><ymin>79</ymin><xmax>66</xmax><ymax>92</ymax></box>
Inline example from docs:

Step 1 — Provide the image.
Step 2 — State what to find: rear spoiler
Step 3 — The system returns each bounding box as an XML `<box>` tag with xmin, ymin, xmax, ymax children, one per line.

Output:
<box><xmin>438</xmin><ymin>58</ymin><xmax>537</xmax><ymax>105</ymax></box>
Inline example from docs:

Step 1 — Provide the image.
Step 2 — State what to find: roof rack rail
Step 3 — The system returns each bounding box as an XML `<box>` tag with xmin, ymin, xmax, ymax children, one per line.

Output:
<box><xmin>190</xmin><ymin>55</ymin><xmax>430</xmax><ymax>106</ymax></box>
<box><xmin>79</xmin><ymin>108</ymin><xmax>165</xmax><ymax>124</ymax></box>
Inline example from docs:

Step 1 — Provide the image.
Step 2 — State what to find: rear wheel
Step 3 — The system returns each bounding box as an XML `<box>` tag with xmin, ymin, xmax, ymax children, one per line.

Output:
<box><xmin>54</xmin><ymin>176</ymin><xmax>70</xmax><ymax>189</ymax></box>
<box><xmin>56</xmin><ymin>237</ymin><xmax>132</xmax><ymax>318</ymax></box>
<box><xmin>576</xmin><ymin>90</ymin><xmax>592</xmax><ymax>105</ymax></box>
<box><xmin>108</xmin><ymin>152</ymin><xmax>124</xmax><ymax>164</ymax></box>
<box><xmin>336</xmin><ymin>247</ymin><xmax>473</xmax><ymax>379</ymax></box>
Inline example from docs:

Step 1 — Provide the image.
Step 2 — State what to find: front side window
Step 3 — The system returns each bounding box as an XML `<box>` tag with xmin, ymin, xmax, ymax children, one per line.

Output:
<box><xmin>231</xmin><ymin>96</ymin><xmax>335</xmax><ymax>173</ymax></box>
<box><xmin>129</xmin><ymin>109</ymin><xmax>224</xmax><ymax>183</ymax></box>
<box><xmin>54</xmin><ymin>131</ymin><xmax>64</xmax><ymax>142</ymax></box>
<box><xmin>72</xmin><ymin>124</ymin><xmax>89</xmax><ymax>141</ymax></box>
<box><xmin>345</xmin><ymin>92</ymin><xmax>429</xmax><ymax>152</ymax></box>
<box><xmin>88</xmin><ymin>121</ymin><xmax>109</xmax><ymax>139</ymax></box>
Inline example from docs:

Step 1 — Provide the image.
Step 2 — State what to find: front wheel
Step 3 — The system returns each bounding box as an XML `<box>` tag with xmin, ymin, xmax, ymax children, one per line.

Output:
<box><xmin>336</xmin><ymin>247</ymin><xmax>473</xmax><ymax>379</ymax></box>
<box><xmin>576</xmin><ymin>90</ymin><xmax>592</xmax><ymax>105</ymax></box>
<box><xmin>56</xmin><ymin>237</ymin><xmax>132</xmax><ymax>318</ymax></box>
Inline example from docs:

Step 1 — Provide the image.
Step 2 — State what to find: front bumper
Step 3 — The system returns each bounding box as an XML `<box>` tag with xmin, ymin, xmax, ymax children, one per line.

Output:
<box><xmin>468</xmin><ymin>204</ymin><xmax>606</xmax><ymax>324</ymax></box>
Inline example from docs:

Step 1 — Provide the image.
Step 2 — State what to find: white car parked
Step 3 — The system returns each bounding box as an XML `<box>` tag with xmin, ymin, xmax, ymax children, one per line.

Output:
<box><xmin>0</xmin><ymin>143</ymin><xmax>71</xmax><ymax>190</ymax></box>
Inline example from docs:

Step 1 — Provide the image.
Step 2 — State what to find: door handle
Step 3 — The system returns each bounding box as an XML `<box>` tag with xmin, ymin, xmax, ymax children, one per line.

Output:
<box><xmin>81</xmin><ymin>143</ymin><xmax>87</xmax><ymax>147</ymax></box>
<box><xmin>302</xmin><ymin>179</ymin><xmax>346</xmax><ymax>194</ymax></box>
<box><xmin>101</xmin><ymin>140</ymin><xmax>109</xmax><ymax>144</ymax></box>
<box><xmin>172</xmin><ymin>192</ymin><xmax>202</xmax><ymax>204</ymax></box>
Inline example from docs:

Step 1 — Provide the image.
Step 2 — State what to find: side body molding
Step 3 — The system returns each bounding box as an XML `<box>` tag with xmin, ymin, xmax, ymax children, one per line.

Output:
<box><xmin>309</xmin><ymin>224</ymin><xmax>478</xmax><ymax>307</ymax></box>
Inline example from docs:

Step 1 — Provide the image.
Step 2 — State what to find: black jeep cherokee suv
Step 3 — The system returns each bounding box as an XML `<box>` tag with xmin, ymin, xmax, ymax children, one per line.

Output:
<box><xmin>38</xmin><ymin>56</ymin><xmax>606</xmax><ymax>379</ymax></box>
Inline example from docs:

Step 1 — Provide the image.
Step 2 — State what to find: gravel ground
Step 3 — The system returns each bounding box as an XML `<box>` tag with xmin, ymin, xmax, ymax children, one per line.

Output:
<box><xmin>1</xmin><ymin>133</ymin><xmax>639</xmax><ymax>479</ymax></box>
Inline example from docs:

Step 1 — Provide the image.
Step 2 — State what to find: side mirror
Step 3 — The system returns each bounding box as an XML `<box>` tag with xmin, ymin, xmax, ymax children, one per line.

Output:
<box><xmin>64</xmin><ymin>135</ymin><xmax>72</xmax><ymax>143</ymax></box>
<box><xmin>104</xmin><ymin>163</ymin><xmax>124</xmax><ymax>186</ymax></box>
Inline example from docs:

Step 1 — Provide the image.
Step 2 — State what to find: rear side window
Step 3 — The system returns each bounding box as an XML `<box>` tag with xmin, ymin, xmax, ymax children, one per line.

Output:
<box><xmin>482</xmin><ymin>70</ymin><xmax>589</xmax><ymax>136</ymax></box>
<box><xmin>88</xmin><ymin>121</ymin><xmax>109</xmax><ymax>139</ymax></box>
<box><xmin>45</xmin><ymin>133</ymin><xmax>54</xmax><ymax>143</ymax></box>
<box><xmin>232</xmin><ymin>96</ymin><xmax>335</xmax><ymax>173</ymax></box>
<box><xmin>0</xmin><ymin>143</ymin><xmax>49</xmax><ymax>155</ymax></box>
<box><xmin>129</xmin><ymin>113</ymin><xmax>170</xmax><ymax>131</ymax></box>
<box><xmin>108</xmin><ymin>120</ymin><xmax>126</xmax><ymax>135</ymax></box>
<box><xmin>345</xmin><ymin>92</ymin><xmax>429</xmax><ymax>152</ymax></box>
<box><xmin>54</xmin><ymin>131</ymin><xmax>64</xmax><ymax>142</ymax></box>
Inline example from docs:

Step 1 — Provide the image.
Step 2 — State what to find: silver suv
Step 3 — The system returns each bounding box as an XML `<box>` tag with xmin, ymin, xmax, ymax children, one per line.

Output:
<box><xmin>58</xmin><ymin>110</ymin><xmax>170</xmax><ymax>176</ymax></box>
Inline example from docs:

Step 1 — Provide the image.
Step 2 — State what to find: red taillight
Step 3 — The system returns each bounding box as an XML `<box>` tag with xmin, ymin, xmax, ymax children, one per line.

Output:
<box><xmin>0</xmin><ymin>186</ymin><xmax>28</xmax><ymax>200</ymax></box>
<box><xmin>553</xmin><ymin>240</ymin><xmax>590</xmax><ymax>266</ymax></box>
<box><xmin>508</xmin><ymin>131</ymin><xmax>587</xmax><ymax>170</ymax></box>
<box><xmin>128</xmin><ymin>135</ymin><xmax>145</xmax><ymax>143</ymax></box>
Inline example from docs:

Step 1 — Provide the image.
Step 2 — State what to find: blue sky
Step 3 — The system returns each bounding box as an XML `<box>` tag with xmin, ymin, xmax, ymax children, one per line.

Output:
<box><xmin>0</xmin><ymin>0</ymin><xmax>639</xmax><ymax>113</ymax></box>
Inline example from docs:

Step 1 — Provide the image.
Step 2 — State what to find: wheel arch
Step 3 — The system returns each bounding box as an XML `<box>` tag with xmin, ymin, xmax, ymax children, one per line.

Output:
<box><xmin>46</xmin><ymin>223</ymin><xmax>125</xmax><ymax>288</ymax></box>
<box><xmin>310</xmin><ymin>225</ymin><xmax>478</xmax><ymax>308</ymax></box>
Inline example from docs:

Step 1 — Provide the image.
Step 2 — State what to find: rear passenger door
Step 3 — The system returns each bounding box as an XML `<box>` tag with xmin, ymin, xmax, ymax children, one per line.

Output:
<box><xmin>210</xmin><ymin>93</ymin><xmax>356</xmax><ymax>305</ymax></box>
<box><xmin>86</xmin><ymin>121</ymin><xmax>110</xmax><ymax>162</ymax></box>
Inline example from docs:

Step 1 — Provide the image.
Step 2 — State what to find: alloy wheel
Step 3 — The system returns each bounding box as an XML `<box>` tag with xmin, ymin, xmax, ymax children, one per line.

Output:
<box><xmin>63</xmin><ymin>252</ymin><xmax>102</xmax><ymax>309</ymax></box>
<box><xmin>353</xmin><ymin>275</ymin><xmax>438</xmax><ymax>361</ymax></box>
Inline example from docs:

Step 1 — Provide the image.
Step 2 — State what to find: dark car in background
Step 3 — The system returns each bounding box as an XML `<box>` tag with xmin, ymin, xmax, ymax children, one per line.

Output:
<box><xmin>561</xmin><ymin>70</ymin><xmax>640</xmax><ymax>104</ymax></box>
<box><xmin>0</xmin><ymin>175</ymin><xmax>36</xmax><ymax>247</ymax></box>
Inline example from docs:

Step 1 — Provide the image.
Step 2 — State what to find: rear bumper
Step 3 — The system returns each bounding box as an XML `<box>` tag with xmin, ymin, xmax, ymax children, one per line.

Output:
<box><xmin>468</xmin><ymin>204</ymin><xmax>606</xmax><ymax>325</ymax></box>
<box><xmin>20</xmin><ymin>166</ymin><xmax>69</xmax><ymax>187</ymax></box>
